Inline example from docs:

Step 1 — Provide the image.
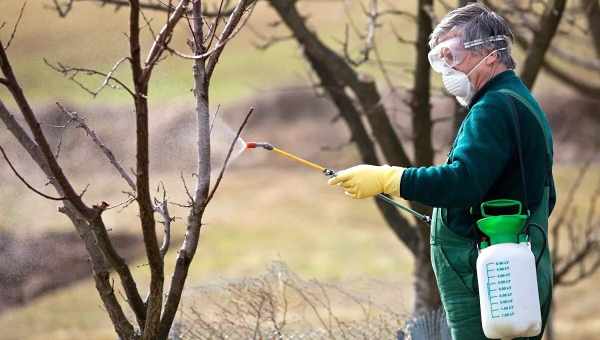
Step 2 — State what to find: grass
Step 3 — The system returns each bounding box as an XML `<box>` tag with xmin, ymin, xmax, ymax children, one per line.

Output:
<box><xmin>0</xmin><ymin>166</ymin><xmax>416</xmax><ymax>340</ymax></box>
<box><xmin>1</xmin><ymin>165</ymin><xmax>599</xmax><ymax>339</ymax></box>
<box><xmin>1</xmin><ymin>1</ymin><xmax>402</xmax><ymax>106</ymax></box>
<box><xmin>1</xmin><ymin>0</ymin><xmax>589</xmax><ymax>107</ymax></box>
<box><xmin>1</xmin><ymin>1</ymin><xmax>599</xmax><ymax>339</ymax></box>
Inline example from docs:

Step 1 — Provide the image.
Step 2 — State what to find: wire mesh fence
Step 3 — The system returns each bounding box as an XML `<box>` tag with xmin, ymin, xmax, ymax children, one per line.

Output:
<box><xmin>168</xmin><ymin>262</ymin><xmax>450</xmax><ymax>340</ymax></box>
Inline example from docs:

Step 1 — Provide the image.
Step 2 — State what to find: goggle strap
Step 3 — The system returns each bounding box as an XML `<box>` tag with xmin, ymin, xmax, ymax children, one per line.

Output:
<box><xmin>463</xmin><ymin>35</ymin><xmax>509</xmax><ymax>49</ymax></box>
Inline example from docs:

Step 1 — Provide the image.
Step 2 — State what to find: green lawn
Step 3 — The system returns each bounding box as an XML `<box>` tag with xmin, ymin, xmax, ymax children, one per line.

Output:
<box><xmin>1</xmin><ymin>1</ymin><xmax>599</xmax><ymax>339</ymax></box>
<box><xmin>1</xmin><ymin>165</ymin><xmax>599</xmax><ymax>339</ymax></box>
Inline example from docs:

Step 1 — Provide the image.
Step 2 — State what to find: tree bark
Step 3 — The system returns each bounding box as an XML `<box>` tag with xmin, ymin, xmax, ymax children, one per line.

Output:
<box><xmin>267</xmin><ymin>0</ymin><xmax>420</xmax><ymax>254</ymax></box>
<box><xmin>0</xmin><ymin>101</ymin><xmax>138</xmax><ymax>339</ymax></box>
<box><xmin>159</xmin><ymin>1</ymin><xmax>210</xmax><ymax>338</ymax></box>
<box><xmin>519</xmin><ymin>0</ymin><xmax>567</xmax><ymax>89</ymax></box>
<box><xmin>583</xmin><ymin>0</ymin><xmax>600</xmax><ymax>57</ymax></box>
<box><xmin>127</xmin><ymin>2</ymin><xmax>164</xmax><ymax>338</ymax></box>
<box><xmin>452</xmin><ymin>0</ymin><xmax>472</xmax><ymax>136</ymax></box>
<box><xmin>268</xmin><ymin>0</ymin><xmax>441</xmax><ymax>314</ymax></box>
<box><xmin>305</xmin><ymin>51</ymin><xmax>421</xmax><ymax>255</ymax></box>
<box><xmin>410</xmin><ymin>0</ymin><xmax>440</xmax><ymax>314</ymax></box>
<box><xmin>545</xmin><ymin>307</ymin><xmax>555</xmax><ymax>340</ymax></box>
<box><xmin>268</xmin><ymin>0</ymin><xmax>412</xmax><ymax>168</ymax></box>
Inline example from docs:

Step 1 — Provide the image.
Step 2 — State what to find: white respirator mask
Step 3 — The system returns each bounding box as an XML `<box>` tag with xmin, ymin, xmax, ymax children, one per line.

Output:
<box><xmin>428</xmin><ymin>35</ymin><xmax>509</xmax><ymax>106</ymax></box>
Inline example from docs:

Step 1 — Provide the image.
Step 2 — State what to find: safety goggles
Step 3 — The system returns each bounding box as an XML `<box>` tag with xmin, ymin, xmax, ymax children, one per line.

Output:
<box><xmin>428</xmin><ymin>35</ymin><xmax>509</xmax><ymax>74</ymax></box>
<box><xmin>428</xmin><ymin>37</ymin><xmax>467</xmax><ymax>74</ymax></box>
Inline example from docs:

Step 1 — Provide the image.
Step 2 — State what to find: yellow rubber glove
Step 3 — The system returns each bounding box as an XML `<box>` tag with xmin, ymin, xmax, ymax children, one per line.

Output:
<box><xmin>328</xmin><ymin>165</ymin><xmax>405</xmax><ymax>199</ymax></box>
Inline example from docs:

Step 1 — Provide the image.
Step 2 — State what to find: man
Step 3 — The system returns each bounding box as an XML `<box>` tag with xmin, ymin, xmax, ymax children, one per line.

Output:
<box><xmin>328</xmin><ymin>3</ymin><xmax>555</xmax><ymax>340</ymax></box>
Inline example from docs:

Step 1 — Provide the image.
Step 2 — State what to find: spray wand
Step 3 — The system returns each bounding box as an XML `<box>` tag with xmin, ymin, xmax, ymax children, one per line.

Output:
<box><xmin>246</xmin><ymin>142</ymin><xmax>431</xmax><ymax>224</ymax></box>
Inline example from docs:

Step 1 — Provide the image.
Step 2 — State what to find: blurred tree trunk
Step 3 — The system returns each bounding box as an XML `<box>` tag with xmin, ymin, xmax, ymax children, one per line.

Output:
<box><xmin>267</xmin><ymin>0</ymin><xmax>439</xmax><ymax>315</ymax></box>
<box><xmin>411</xmin><ymin>0</ymin><xmax>440</xmax><ymax>314</ymax></box>
<box><xmin>519</xmin><ymin>0</ymin><xmax>567</xmax><ymax>88</ymax></box>
<box><xmin>583</xmin><ymin>0</ymin><xmax>600</xmax><ymax>56</ymax></box>
<box><xmin>452</xmin><ymin>0</ymin><xmax>472</xmax><ymax>136</ymax></box>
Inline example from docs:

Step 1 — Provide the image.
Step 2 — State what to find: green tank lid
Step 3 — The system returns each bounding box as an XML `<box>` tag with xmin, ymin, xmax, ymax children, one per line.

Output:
<box><xmin>476</xmin><ymin>199</ymin><xmax>527</xmax><ymax>245</ymax></box>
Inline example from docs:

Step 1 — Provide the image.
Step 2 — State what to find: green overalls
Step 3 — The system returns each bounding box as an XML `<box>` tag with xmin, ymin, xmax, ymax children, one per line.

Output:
<box><xmin>430</xmin><ymin>190</ymin><xmax>552</xmax><ymax>339</ymax></box>
<box><xmin>400</xmin><ymin>71</ymin><xmax>556</xmax><ymax>339</ymax></box>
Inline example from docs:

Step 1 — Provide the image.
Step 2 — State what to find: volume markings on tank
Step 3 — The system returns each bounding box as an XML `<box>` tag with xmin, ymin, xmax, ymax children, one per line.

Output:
<box><xmin>486</xmin><ymin>260</ymin><xmax>515</xmax><ymax>318</ymax></box>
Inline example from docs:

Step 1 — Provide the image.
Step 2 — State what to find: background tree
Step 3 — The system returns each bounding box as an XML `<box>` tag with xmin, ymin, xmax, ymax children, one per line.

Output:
<box><xmin>260</xmin><ymin>0</ymin><xmax>600</xmax><ymax>316</ymax></box>
<box><xmin>0</xmin><ymin>1</ymin><xmax>255</xmax><ymax>338</ymax></box>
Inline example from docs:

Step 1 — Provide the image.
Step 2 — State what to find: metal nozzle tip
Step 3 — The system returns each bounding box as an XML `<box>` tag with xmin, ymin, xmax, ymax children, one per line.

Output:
<box><xmin>245</xmin><ymin>142</ymin><xmax>274</xmax><ymax>150</ymax></box>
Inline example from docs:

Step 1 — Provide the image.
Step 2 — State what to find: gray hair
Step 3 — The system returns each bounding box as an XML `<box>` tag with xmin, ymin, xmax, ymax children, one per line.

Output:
<box><xmin>429</xmin><ymin>3</ymin><xmax>516</xmax><ymax>69</ymax></box>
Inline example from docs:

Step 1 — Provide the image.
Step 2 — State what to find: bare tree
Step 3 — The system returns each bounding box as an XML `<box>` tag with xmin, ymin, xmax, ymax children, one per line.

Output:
<box><xmin>543</xmin><ymin>158</ymin><xmax>600</xmax><ymax>340</ymax></box>
<box><xmin>259</xmin><ymin>0</ymin><xmax>438</xmax><ymax>315</ymax></box>
<box><xmin>484</xmin><ymin>0</ymin><xmax>600</xmax><ymax>97</ymax></box>
<box><xmin>0</xmin><ymin>1</ymin><xmax>255</xmax><ymax>339</ymax></box>
<box><xmin>258</xmin><ymin>0</ymin><xmax>600</xmax><ymax>317</ymax></box>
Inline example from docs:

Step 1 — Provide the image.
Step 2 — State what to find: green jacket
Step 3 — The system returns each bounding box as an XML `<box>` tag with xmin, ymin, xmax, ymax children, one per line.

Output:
<box><xmin>400</xmin><ymin>70</ymin><xmax>556</xmax><ymax>238</ymax></box>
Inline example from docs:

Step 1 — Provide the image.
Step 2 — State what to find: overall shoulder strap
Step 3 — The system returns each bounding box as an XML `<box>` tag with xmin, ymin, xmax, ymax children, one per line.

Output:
<box><xmin>498</xmin><ymin>89</ymin><xmax>553</xmax><ymax>167</ymax></box>
<box><xmin>500</xmin><ymin>92</ymin><xmax>530</xmax><ymax>215</ymax></box>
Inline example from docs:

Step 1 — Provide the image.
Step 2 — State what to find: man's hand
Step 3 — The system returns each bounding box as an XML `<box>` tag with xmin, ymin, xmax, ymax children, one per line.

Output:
<box><xmin>328</xmin><ymin>165</ymin><xmax>405</xmax><ymax>199</ymax></box>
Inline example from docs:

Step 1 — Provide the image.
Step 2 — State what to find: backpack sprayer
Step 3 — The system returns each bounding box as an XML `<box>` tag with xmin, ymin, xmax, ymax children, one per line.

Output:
<box><xmin>245</xmin><ymin>142</ymin><xmax>431</xmax><ymax>224</ymax></box>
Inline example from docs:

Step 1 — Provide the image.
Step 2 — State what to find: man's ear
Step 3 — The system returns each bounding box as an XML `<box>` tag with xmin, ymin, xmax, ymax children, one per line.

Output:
<box><xmin>485</xmin><ymin>51</ymin><xmax>499</xmax><ymax>65</ymax></box>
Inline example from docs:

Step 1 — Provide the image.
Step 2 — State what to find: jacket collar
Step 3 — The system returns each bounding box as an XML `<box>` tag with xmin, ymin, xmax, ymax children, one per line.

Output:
<box><xmin>468</xmin><ymin>69</ymin><xmax>517</xmax><ymax>108</ymax></box>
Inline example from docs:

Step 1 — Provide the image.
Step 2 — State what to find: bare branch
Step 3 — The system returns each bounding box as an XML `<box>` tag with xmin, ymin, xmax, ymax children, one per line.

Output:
<box><xmin>391</xmin><ymin>25</ymin><xmax>417</xmax><ymax>45</ymax></box>
<box><xmin>548</xmin><ymin>44</ymin><xmax>600</xmax><ymax>71</ymax></box>
<box><xmin>0</xmin><ymin>40</ymin><xmax>94</xmax><ymax>217</ymax></box>
<box><xmin>154</xmin><ymin>182</ymin><xmax>173</xmax><ymax>258</ymax></box>
<box><xmin>372</xmin><ymin>41</ymin><xmax>397</xmax><ymax>95</ymax></box>
<box><xmin>552</xmin><ymin>153</ymin><xmax>600</xmax><ymax>287</ymax></box>
<box><xmin>166</xmin><ymin>2</ymin><xmax>254</xmax><ymax>63</ymax></box>
<box><xmin>205</xmin><ymin>0</ymin><xmax>226</xmax><ymax>49</ymax></box>
<box><xmin>140</xmin><ymin>9</ymin><xmax>158</xmax><ymax>40</ymax></box>
<box><xmin>206</xmin><ymin>0</ymin><xmax>255</xmax><ymax>78</ymax></box>
<box><xmin>206</xmin><ymin>107</ymin><xmax>254</xmax><ymax>205</ymax></box>
<box><xmin>128</xmin><ymin>1</ymin><xmax>164</xmax><ymax>337</ymax></box>
<box><xmin>0</xmin><ymin>71</ymin><xmax>141</xmax><ymax>338</ymax></box>
<box><xmin>54</xmin><ymin>102</ymin><xmax>137</xmax><ymax>191</ymax></box>
<box><xmin>246</xmin><ymin>24</ymin><xmax>293</xmax><ymax>50</ymax></box>
<box><xmin>209</xmin><ymin>104</ymin><xmax>221</xmax><ymax>135</ymax></box>
<box><xmin>0</xmin><ymin>144</ymin><xmax>66</xmax><ymax>201</ymax></box>
<box><xmin>51</xmin><ymin>0</ymin><xmax>243</xmax><ymax>17</ymax></box>
<box><xmin>143</xmin><ymin>0</ymin><xmax>190</xmax><ymax>79</ymax></box>
<box><xmin>272</xmin><ymin>0</ymin><xmax>421</xmax><ymax>251</ymax></box>
<box><xmin>180</xmin><ymin>171</ymin><xmax>194</xmax><ymax>206</ymax></box>
<box><xmin>5</xmin><ymin>2</ymin><xmax>27</xmax><ymax>50</ymax></box>
<box><xmin>50</xmin><ymin>0</ymin><xmax>74</xmax><ymax>17</ymax></box>
<box><xmin>44</xmin><ymin>58</ymin><xmax>135</xmax><ymax>97</ymax></box>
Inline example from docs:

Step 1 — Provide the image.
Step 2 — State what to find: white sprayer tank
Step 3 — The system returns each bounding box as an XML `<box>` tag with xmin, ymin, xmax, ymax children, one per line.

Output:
<box><xmin>477</xmin><ymin>242</ymin><xmax>541</xmax><ymax>339</ymax></box>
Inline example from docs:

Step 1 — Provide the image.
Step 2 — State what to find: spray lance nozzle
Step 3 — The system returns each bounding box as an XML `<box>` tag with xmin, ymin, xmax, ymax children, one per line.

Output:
<box><xmin>245</xmin><ymin>141</ymin><xmax>431</xmax><ymax>225</ymax></box>
<box><xmin>246</xmin><ymin>142</ymin><xmax>274</xmax><ymax>150</ymax></box>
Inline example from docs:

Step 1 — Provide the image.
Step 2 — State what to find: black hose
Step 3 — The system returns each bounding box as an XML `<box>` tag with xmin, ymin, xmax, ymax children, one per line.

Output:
<box><xmin>525</xmin><ymin>222</ymin><xmax>547</xmax><ymax>268</ymax></box>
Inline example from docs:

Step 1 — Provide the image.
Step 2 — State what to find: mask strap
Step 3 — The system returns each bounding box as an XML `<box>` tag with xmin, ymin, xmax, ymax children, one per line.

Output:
<box><xmin>466</xmin><ymin>47</ymin><xmax>507</xmax><ymax>77</ymax></box>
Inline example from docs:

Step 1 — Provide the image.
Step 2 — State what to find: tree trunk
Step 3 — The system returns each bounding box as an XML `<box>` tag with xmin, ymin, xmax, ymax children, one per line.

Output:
<box><xmin>413</xmin><ymin>235</ymin><xmax>441</xmax><ymax>313</ymax></box>
<box><xmin>519</xmin><ymin>0</ymin><xmax>567</xmax><ymax>89</ymax></box>
<box><xmin>583</xmin><ymin>0</ymin><xmax>600</xmax><ymax>56</ymax></box>
<box><xmin>266</xmin><ymin>0</ymin><xmax>444</xmax><ymax>315</ymax></box>
<box><xmin>545</xmin><ymin>307</ymin><xmax>555</xmax><ymax>340</ymax></box>
<box><xmin>452</xmin><ymin>1</ymin><xmax>471</xmax><ymax>136</ymax></box>
<box><xmin>409</xmin><ymin>0</ymin><xmax>440</xmax><ymax>315</ymax></box>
